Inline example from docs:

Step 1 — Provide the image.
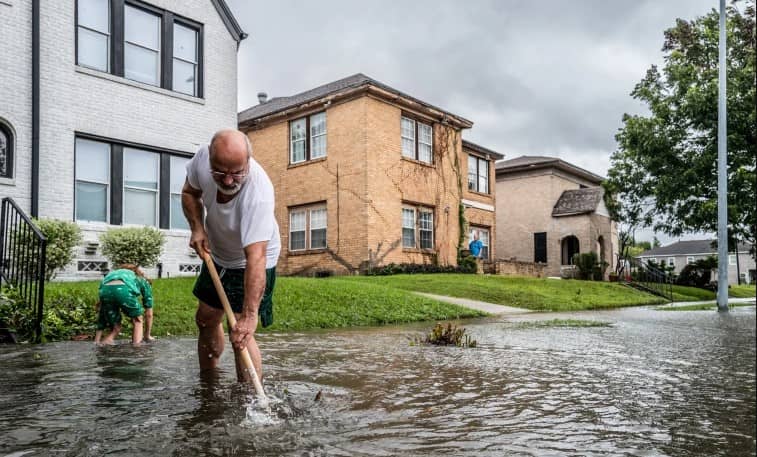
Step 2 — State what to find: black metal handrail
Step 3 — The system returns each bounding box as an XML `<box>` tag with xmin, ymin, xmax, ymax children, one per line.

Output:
<box><xmin>620</xmin><ymin>255</ymin><xmax>673</xmax><ymax>301</ymax></box>
<box><xmin>0</xmin><ymin>197</ymin><xmax>47</xmax><ymax>342</ymax></box>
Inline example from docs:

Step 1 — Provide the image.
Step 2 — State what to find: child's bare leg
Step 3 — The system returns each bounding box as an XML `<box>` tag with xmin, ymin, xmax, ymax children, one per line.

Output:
<box><xmin>101</xmin><ymin>323</ymin><xmax>122</xmax><ymax>344</ymax></box>
<box><xmin>131</xmin><ymin>315</ymin><xmax>144</xmax><ymax>346</ymax></box>
<box><xmin>144</xmin><ymin>308</ymin><xmax>154</xmax><ymax>341</ymax></box>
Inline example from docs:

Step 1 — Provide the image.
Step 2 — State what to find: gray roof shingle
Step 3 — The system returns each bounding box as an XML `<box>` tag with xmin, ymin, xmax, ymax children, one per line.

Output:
<box><xmin>552</xmin><ymin>187</ymin><xmax>604</xmax><ymax>217</ymax></box>
<box><xmin>238</xmin><ymin>73</ymin><xmax>473</xmax><ymax>127</ymax></box>
<box><xmin>496</xmin><ymin>155</ymin><xmax>604</xmax><ymax>184</ymax></box>
<box><xmin>638</xmin><ymin>240</ymin><xmax>753</xmax><ymax>257</ymax></box>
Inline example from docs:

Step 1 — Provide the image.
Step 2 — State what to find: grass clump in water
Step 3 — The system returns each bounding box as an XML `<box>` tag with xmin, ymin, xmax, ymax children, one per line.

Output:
<box><xmin>417</xmin><ymin>323</ymin><xmax>477</xmax><ymax>348</ymax></box>
<box><xmin>514</xmin><ymin>318</ymin><xmax>612</xmax><ymax>328</ymax></box>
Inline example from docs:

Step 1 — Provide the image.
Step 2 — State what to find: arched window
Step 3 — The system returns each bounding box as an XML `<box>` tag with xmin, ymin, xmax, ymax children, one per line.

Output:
<box><xmin>561</xmin><ymin>235</ymin><xmax>580</xmax><ymax>265</ymax></box>
<box><xmin>0</xmin><ymin>122</ymin><xmax>14</xmax><ymax>179</ymax></box>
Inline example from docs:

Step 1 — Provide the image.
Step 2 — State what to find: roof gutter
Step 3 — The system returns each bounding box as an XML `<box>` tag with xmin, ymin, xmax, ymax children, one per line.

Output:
<box><xmin>31</xmin><ymin>0</ymin><xmax>40</xmax><ymax>217</ymax></box>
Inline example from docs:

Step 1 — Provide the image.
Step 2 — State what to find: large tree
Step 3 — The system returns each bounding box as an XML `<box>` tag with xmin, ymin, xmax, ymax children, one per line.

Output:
<box><xmin>604</xmin><ymin>1</ymin><xmax>756</xmax><ymax>248</ymax></box>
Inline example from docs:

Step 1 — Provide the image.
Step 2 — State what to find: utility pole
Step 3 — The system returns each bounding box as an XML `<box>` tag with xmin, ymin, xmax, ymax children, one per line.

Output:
<box><xmin>716</xmin><ymin>0</ymin><xmax>729</xmax><ymax>311</ymax></box>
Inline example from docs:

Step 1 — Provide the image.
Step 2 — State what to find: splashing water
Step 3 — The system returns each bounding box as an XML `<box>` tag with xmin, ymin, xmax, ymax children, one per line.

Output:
<box><xmin>241</xmin><ymin>392</ymin><xmax>281</xmax><ymax>427</ymax></box>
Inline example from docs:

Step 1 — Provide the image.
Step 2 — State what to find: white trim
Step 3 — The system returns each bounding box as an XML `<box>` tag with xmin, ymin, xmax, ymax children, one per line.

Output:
<box><xmin>75</xmin><ymin>65</ymin><xmax>205</xmax><ymax>104</ymax></box>
<box><xmin>461</xmin><ymin>199</ymin><xmax>494</xmax><ymax>212</ymax></box>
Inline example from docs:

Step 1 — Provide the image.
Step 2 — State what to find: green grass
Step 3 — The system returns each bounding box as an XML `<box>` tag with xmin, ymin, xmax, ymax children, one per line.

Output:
<box><xmin>334</xmin><ymin>274</ymin><xmax>666</xmax><ymax>311</ymax></box>
<box><xmin>729</xmin><ymin>284</ymin><xmax>756</xmax><ymax>298</ymax></box>
<box><xmin>656</xmin><ymin>301</ymin><xmax>755</xmax><ymax>311</ymax></box>
<box><xmin>671</xmin><ymin>284</ymin><xmax>756</xmax><ymax>302</ymax></box>
<box><xmin>44</xmin><ymin>276</ymin><xmax>487</xmax><ymax>337</ymax></box>
<box><xmin>512</xmin><ymin>318</ymin><xmax>612</xmax><ymax>328</ymax></box>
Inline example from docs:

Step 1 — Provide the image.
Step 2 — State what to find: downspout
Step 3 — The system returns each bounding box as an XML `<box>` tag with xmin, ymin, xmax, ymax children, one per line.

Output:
<box><xmin>31</xmin><ymin>0</ymin><xmax>40</xmax><ymax>217</ymax></box>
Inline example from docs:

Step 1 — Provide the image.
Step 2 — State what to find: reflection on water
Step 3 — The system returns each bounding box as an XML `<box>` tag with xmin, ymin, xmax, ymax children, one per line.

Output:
<box><xmin>0</xmin><ymin>305</ymin><xmax>754</xmax><ymax>456</ymax></box>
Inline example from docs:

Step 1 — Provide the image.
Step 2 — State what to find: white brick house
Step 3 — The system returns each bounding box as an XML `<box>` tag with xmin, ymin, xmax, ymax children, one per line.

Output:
<box><xmin>1</xmin><ymin>0</ymin><xmax>245</xmax><ymax>280</ymax></box>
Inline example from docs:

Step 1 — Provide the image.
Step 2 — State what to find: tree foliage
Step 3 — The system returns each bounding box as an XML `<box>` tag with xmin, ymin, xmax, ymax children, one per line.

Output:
<box><xmin>604</xmin><ymin>1</ymin><xmax>756</xmax><ymax>247</ymax></box>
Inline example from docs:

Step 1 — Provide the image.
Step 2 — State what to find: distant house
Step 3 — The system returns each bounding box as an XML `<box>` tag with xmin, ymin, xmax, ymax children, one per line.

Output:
<box><xmin>494</xmin><ymin>156</ymin><xmax>618</xmax><ymax>278</ymax></box>
<box><xmin>1</xmin><ymin>0</ymin><xmax>246</xmax><ymax>280</ymax></box>
<box><xmin>637</xmin><ymin>240</ymin><xmax>755</xmax><ymax>285</ymax></box>
<box><xmin>238</xmin><ymin>73</ymin><xmax>503</xmax><ymax>275</ymax></box>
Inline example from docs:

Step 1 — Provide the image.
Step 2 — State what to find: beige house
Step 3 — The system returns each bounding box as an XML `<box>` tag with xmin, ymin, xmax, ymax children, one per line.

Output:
<box><xmin>238</xmin><ymin>74</ymin><xmax>503</xmax><ymax>276</ymax></box>
<box><xmin>494</xmin><ymin>156</ymin><xmax>618</xmax><ymax>278</ymax></box>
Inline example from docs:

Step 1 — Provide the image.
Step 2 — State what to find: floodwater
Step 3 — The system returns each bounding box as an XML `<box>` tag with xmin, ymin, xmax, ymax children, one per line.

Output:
<box><xmin>0</xmin><ymin>305</ymin><xmax>755</xmax><ymax>456</ymax></box>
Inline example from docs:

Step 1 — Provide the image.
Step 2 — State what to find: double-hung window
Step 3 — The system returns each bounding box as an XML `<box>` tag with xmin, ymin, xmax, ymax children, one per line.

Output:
<box><xmin>75</xmin><ymin>135</ymin><xmax>190</xmax><ymax>229</ymax></box>
<box><xmin>401</xmin><ymin>116</ymin><xmax>433</xmax><ymax>164</ymax></box>
<box><xmin>289</xmin><ymin>205</ymin><xmax>328</xmax><ymax>251</ymax></box>
<box><xmin>76</xmin><ymin>0</ymin><xmax>203</xmax><ymax>97</ymax></box>
<box><xmin>123</xmin><ymin>148</ymin><xmax>160</xmax><ymax>226</ymax></box>
<box><xmin>467</xmin><ymin>154</ymin><xmax>490</xmax><ymax>193</ymax></box>
<box><xmin>169</xmin><ymin>156</ymin><xmax>189</xmax><ymax>229</ymax></box>
<box><xmin>77</xmin><ymin>0</ymin><xmax>110</xmax><ymax>72</ymax></box>
<box><xmin>75</xmin><ymin>138</ymin><xmax>111</xmax><ymax>222</ymax></box>
<box><xmin>402</xmin><ymin>205</ymin><xmax>434</xmax><ymax>250</ymax></box>
<box><xmin>290</xmin><ymin>112</ymin><xmax>327</xmax><ymax>164</ymax></box>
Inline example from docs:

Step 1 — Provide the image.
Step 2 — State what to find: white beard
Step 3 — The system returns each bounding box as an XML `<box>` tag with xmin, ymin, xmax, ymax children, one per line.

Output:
<box><xmin>216</xmin><ymin>180</ymin><xmax>244</xmax><ymax>196</ymax></box>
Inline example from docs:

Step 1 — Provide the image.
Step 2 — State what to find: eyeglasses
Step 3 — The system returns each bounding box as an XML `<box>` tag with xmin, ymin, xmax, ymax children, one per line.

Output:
<box><xmin>209</xmin><ymin>160</ymin><xmax>249</xmax><ymax>180</ymax></box>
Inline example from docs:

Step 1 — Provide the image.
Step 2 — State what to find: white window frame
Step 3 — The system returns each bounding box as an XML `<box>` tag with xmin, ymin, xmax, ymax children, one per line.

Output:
<box><xmin>729</xmin><ymin>254</ymin><xmax>737</xmax><ymax>265</ymax></box>
<box><xmin>418</xmin><ymin>209</ymin><xmax>434</xmax><ymax>250</ymax></box>
<box><xmin>289</xmin><ymin>204</ymin><xmax>327</xmax><ymax>251</ymax></box>
<box><xmin>467</xmin><ymin>154</ymin><xmax>489</xmax><ymax>193</ymax></box>
<box><xmin>402</xmin><ymin>205</ymin><xmax>435</xmax><ymax>250</ymax></box>
<box><xmin>667</xmin><ymin>258</ymin><xmax>675</xmax><ymax>267</ymax></box>
<box><xmin>172</xmin><ymin>22</ymin><xmax>198</xmax><ymax>96</ymax></box>
<box><xmin>400</xmin><ymin>115</ymin><xmax>433</xmax><ymax>164</ymax></box>
<box><xmin>169</xmin><ymin>156</ymin><xmax>190</xmax><ymax>230</ymax></box>
<box><xmin>290</xmin><ymin>112</ymin><xmax>327</xmax><ymax>164</ymax></box>
<box><xmin>687</xmin><ymin>256</ymin><xmax>695</xmax><ymax>265</ymax></box>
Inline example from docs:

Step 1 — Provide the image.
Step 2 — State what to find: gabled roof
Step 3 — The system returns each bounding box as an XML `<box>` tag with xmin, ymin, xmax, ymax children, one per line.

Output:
<box><xmin>496</xmin><ymin>155</ymin><xmax>604</xmax><ymax>184</ymax></box>
<box><xmin>462</xmin><ymin>140</ymin><xmax>504</xmax><ymax>160</ymax></box>
<box><xmin>238</xmin><ymin>73</ymin><xmax>473</xmax><ymax>129</ymax></box>
<box><xmin>210</xmin><ymin>0</ymin><xmax>247</xmax><ymax>42</ymax></box>
<box><xmin>552</xmin><ymin>187</ymin><xmax>604</xmax><ymax>217</ymax></box>
<box><xmin>638</xmin><ymin>240</ymin><xmax>754</xmax><ymax>257</ymax></box>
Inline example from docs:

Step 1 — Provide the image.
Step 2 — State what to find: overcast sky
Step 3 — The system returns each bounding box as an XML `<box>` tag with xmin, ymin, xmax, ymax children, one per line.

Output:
<box><xmin>225</xmin><ymin>0</ymin><xmax>718</xmax><ymax>244</ymax></box>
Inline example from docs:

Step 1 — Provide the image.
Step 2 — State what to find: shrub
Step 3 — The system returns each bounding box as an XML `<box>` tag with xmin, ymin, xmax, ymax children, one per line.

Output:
<box><xmin>366</xmin><ymin>261</ymin><xmax>476</xmax><ymax>276</ymax></box>
<box><xmin>0</xmin><ymin>287</ymin><xmax>36</xmax><ymax>341</ymax></box>
<box><xmin>100</xmin><ymin>226</ymin><xmax>165</xmax><ymax>268</ymax></box>
<box><xmin>457</xmin><ymin>255</ymin><xmax>478</xmax><ymax>274</ymax></box>
<box><xmin>572</xmin><ymin>251</ymin><xmax>607</xmax><ymax>280</ymax></box>
<box><xmin>676</xmin><ymin>256</ymin><xmax>718</xmax><ymax>289</ymax></box>
<box><xmin>34</xmin><ymin>218</ymin><xmax>82</xmax><ymax>280</ymax></box>
<box><xmin>41</xmin><ymin>291</ymin><xmax>97</xmax><ymax>341</ymax></box>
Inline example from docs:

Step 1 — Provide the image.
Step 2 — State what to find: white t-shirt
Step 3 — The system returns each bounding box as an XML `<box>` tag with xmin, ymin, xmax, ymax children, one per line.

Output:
<box><xmin>186</xmin><ymin>145</ymin><xmax>281</xmax><ymax>269</ymax></box>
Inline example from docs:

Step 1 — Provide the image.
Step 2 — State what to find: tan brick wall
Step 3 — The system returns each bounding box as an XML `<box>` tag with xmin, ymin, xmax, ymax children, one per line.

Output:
<box><xmin>245</xmin><ymin>94</ymin><xmax>467</xmax><ymax>275</ymax></box>
<box><xmin>495</xmin><ymin>169</ymin><xmax>617</xmax><ymax>277</ymax></box>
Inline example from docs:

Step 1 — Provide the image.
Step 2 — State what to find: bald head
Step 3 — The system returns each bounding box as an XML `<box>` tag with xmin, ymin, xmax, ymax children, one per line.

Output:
<box><xmin>209</xmin><ymin>129</ymin><xmax>251</xmax><ymax>162</ymax></box>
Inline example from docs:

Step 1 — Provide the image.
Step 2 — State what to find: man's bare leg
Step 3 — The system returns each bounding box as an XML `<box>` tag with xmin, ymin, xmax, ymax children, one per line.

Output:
<box><xmin>144</xmin><ymin>308</ymin><xmax>154</xmax><ymax>341</ymax></box>
<box><xmin>131</xmin><ymin>315</ymin><xmax>144</xmax><ymax>346</ymax></box>
<box><xmin>196</xmin><ymin>301</ymin><xmax>225</xmax><ymax>371</ymax></box>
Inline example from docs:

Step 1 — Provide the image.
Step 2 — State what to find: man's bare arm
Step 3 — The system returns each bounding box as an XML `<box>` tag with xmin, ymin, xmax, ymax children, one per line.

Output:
<box><xmin>230</xmin><ymin>241</ymin><xmax>267</xmax><ymax>349</ymax></box>
<box><xmin>181</xmin><ymin>179</ymin><xmax>209</xmax><ymax>256</ymax></box>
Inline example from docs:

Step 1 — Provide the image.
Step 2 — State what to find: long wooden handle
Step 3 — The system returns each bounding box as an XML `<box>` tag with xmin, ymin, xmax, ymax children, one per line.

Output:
<box><xmin>202</xmin><ymin>253</ymin><xmax>267</xmax><ymax>399</ymax></box>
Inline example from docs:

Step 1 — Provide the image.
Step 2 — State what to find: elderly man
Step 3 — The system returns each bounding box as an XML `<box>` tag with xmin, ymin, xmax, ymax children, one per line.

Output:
<box><xmin>182</xmin><ymin>129</ymin><xmax>280</xmax><ymax>382</ymax></box>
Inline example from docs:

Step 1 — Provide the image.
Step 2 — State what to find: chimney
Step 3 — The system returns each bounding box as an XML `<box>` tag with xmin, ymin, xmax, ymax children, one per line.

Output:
<box><xmin>257</xmin><ymin>92</ymin><xmax>268</xmax><ymax>104</ymax></box>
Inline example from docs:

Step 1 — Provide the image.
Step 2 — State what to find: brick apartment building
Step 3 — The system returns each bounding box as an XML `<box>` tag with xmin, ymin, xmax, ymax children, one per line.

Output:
<box><xmin>1</xmin><ymin>0</ymin><xmax>245</xmax><ymax>279</ymax></box>
<box><xmin>495</xmin><ymin>156</ymin><xmax>618</xmax><ymax>278</ymax></box>
<box><xmin>238</xmin><ymin>74</ymin><xmax>503</xmax><ymax>276</ymax></box>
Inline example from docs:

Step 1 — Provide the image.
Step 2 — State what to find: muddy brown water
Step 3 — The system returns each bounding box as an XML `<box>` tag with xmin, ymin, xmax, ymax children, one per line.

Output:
<box><xmin>1</xmin><ymin>304</ymin><xmax>754</xmax><ymax>456</ymax></box>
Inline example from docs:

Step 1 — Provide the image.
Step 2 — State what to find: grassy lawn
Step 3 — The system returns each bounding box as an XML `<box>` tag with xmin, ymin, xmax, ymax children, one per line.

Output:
<box><xmin>334</xmin><ymin>274</ymin><xmax>666</xmax><ymax>311</ymax></box>
<box><xmin>44</xmin><ymin>276</ymin><xmax>487</xmax><ymax>337</ymax></box>
<box><xmin>671</xmin><ymin>284</ymin><xmax>756</xmax><ymax>302</ymax></box>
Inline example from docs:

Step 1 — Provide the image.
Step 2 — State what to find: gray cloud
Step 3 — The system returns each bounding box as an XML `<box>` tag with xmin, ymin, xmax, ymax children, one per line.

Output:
<box><xmin>227</xmin><ymin>0</ymin><xmax>715</xmax><ymax>178</ymax></box>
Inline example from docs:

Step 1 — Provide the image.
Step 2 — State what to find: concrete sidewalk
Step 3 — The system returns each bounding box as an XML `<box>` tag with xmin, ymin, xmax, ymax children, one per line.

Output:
<box><xmin>414</xmin><ymin>292</ymin><xmax>531</xmax><ymax>315</ymax></box>
<box><xmin>658</xmin><ymin>297</ymin><xmax>756</xmax><ymax>308</ymax></box>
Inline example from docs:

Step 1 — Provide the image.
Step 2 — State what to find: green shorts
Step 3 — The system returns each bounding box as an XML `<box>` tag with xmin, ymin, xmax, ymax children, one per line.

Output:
<box><xmin>97</xmin><ymin>284</ymin><xmax>150</xmax><ymax>330</ymax></box>
<box><xmin>192</xmin><ymin>264</ymin><xmax>277</xmax><ymax>327</ymax></box>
